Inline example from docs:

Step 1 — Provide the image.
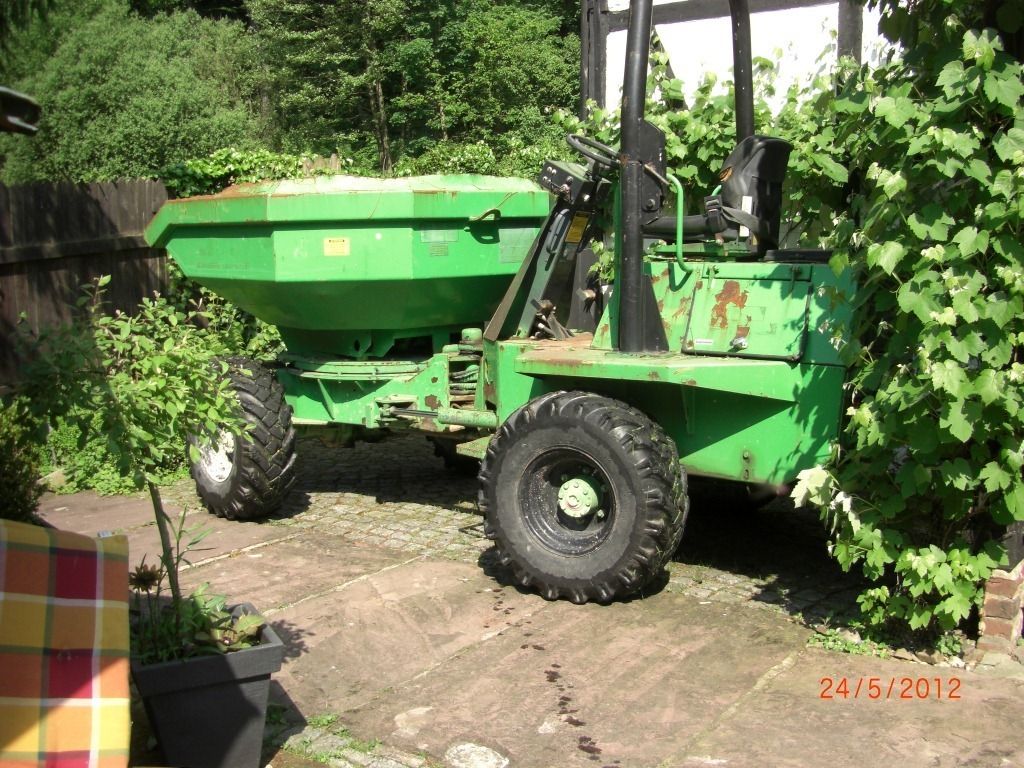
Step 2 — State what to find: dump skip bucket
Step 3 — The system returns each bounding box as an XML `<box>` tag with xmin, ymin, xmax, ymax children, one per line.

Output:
<box><xmin>146</xmin><ymin>174</ymin><xmax>551</xmax><ymax>358</ymax></box>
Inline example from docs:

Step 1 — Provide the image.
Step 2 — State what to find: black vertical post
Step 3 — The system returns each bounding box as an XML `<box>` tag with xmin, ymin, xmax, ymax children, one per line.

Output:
<box><xmin>579</xmin><ymin>0</ymin><xmax>608</xmax><ymax>118</ymax></box>
<box><xmin>616</xmin><ymin>0</ymin><xmax>653</xmax><ymax>353</ymax></box>
<box><xmin>729</xmin><ymin>0</ymin><xmax>755</xmax><ymax>141</ymax></box>
<box><xmin>580</xmin><ymin>0</ymin><xmax>592</xmax><ymax>119</ymax></box>
<box><xmin>837</xmin><ymin>0</ymin><xmax>864</xmax><ymax>63</ymax></box>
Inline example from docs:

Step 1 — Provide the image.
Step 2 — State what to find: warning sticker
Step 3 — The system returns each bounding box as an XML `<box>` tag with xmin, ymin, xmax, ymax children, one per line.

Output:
<box><xmin>323</xmin><ymin>237</ymin><xmax>351</xmax><ymax>256</ymax></box>
<box><xmin>565</xmin><ymin>214</ymin><xmax>589</xmax><ymax>244</ymax></box>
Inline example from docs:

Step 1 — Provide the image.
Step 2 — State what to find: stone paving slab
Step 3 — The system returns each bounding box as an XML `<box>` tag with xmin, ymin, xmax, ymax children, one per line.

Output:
<box><xmin>33</xmin><ymin>435</ymin><xmax>1024</xmax><ymax>768</ymax></box>
<box><xmin>178</xmin><ymin>532</ymin><xmax>412</xmax><ymax>613</ymax></box>
<box><xmin>342</xmin><ymin>589</ymin><xmax>808</xmax><ymax>768</ymax></box>
<box><xmin>270</xmin><ymin>559</ymin><xmax>549</xmax><ymax>714</ymax></box>
<box><xmin>38</xmin><ymin>488</ymin><xmax>289</xmax><ymax>569</ymax></box>
<box><xmin>676</xmin><ymin>647</ymin><xmax>1024</xmax><ymax>768</ymax></box>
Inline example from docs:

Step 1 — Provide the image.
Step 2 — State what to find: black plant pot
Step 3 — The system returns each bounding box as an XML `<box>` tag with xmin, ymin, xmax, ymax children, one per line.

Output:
<box><xmin>131</xmin><ymin>604</ymin><xmax>285</xmax><ymax>768</ymax></box>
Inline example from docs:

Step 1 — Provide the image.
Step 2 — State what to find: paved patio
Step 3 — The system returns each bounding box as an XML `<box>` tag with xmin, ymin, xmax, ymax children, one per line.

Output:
<box><xmin>39</xmin><ymin>435</ymin><xmax>1024</xmax><ymax>768</ymax></box>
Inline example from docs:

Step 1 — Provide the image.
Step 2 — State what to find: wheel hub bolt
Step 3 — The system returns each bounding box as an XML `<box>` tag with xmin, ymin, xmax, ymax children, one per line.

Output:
<box><xmin>557</xmin><ymin>475</ymin><xmax>602</xmax><ymax>519</ymax></box>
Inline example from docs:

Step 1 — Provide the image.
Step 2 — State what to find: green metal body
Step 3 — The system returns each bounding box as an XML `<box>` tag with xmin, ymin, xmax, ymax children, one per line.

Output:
<box><xmin>148</xmin><ymin>172</ymin><xmax>853</xmax><ymax>489</ymax></box>
<box><xmin>480</xmin><ymin>249</ymin><xmax>854</xmax><ymax>485</ymax></box>
<box><xmin>145</xmin><ymin>175</ymin><xmax>551</xmax><ymax>359</ymax></box>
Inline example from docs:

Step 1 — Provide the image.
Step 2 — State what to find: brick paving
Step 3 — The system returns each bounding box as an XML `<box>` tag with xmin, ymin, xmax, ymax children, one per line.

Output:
<box><xmin>165</xmin><ymin>432</ymin><xmax>864</xmax><ymax>627</ymax></box>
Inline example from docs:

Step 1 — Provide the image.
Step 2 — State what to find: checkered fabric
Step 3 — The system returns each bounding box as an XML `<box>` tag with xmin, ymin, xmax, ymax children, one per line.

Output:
<box><xmin>0</xmin><ymin>519</ymin><xmax>130</xmax><ymax>768</ymax></box>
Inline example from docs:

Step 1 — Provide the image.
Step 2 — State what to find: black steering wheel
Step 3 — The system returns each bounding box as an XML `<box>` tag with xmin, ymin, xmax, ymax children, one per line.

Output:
<box><xmin>566</xmin><ymin>134</ymin><xmax>620</xmax><ymax>171</ymax></box>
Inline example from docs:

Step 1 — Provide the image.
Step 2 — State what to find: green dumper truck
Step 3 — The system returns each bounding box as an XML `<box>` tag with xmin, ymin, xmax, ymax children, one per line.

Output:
<box><xmin>145</xmin><ymin>0</ymin><xmax>853</xmax><ymax>605</ymax></box>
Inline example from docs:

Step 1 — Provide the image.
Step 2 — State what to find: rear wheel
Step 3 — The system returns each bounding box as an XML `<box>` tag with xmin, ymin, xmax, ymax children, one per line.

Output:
<box><xmin>191</xmin><ymin>358</ymin><xmax>297</xmax><ymax>520</ymax></box>
<box><xmin>428</xmin><ymin>437</ymin><xmax>480</xmax><ymax>477</ymax></box>
<box><xmin>479</xmin><ymin>391</ymin><xmax>688</xmax><ymax>604</ymax></box>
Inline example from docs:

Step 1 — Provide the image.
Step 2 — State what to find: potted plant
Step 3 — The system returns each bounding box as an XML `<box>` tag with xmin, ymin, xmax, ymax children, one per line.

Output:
<box><xmin>128</xmin><ymin>519</ymin><xmax>284</xmax><ymax>768</ymax></box>
<box><xmin>20</xmin><ymin>277</ymin><xmax>283</xmax><ymax>768</ymax></box>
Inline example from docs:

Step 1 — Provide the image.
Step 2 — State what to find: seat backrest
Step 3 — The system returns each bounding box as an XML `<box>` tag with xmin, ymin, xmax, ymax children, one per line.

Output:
<box><xmin>718</xmin><ymin>135</ymin><xmax>792</xmax><ymax>253</ymax></box>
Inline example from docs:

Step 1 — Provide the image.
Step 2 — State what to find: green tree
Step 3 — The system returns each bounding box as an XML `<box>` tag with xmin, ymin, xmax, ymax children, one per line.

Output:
<box><xmin>0</xmin><ymin>0</ymin><xmax>52</xmax><ymax>48</ymax></box>
<box><xmin>0</xmin><ymin>0</ymin><xmax>269</xmax><ymax>182</ymax></box>
<box><xmin>246</xmin><ymin>0</ymin><xmax>578</xmax><ymax>172</ymax></box>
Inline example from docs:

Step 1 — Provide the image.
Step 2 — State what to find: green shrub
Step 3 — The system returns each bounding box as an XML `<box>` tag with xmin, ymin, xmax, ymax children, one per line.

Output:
<box><xmin>794</xmin><ymin>11</ymin><xmax>1023</xmax><ymax>637</ymax></box>
<box><xmin>42</xmin><ymin>412</ymin><xmax>186</xmax><ymax>495</ymax></box>
<box><xmin>0</xmin><ymin>398</ymin><xmax>44</xmax><ymax>522</ymax></box>
<box><xmin>572</xmin><ymin>7</ymin><xmax>1022</xmax><ymax>641</ymax></box>
<box><xmin>0</xmin><ymin>1</ymin><xmax>268</xmax><ymax>183</ymax></box>
<box><xmin>161</xmin><ymin>147</ymin><xmax>309</xmax><ymax>198</ymax></box>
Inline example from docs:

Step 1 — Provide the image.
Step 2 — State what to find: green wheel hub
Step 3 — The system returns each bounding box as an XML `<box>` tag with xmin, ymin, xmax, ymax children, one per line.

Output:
<box><xmin>557</xmin><ymin>475</ymin><xmax>603</xmax><ymax>519</ymax></box>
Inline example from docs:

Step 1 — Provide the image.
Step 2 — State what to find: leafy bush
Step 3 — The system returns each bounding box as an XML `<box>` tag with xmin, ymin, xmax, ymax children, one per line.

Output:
<box><xmin>790</xmin><ymin>8</ymin><xmax>1023</xmax><ymax>636</ymax></box>
<box><xmin>22</xmin><ymin>275</ymin><xmax>245</xmax><ymax>615</ymax></box>
<box><xmin>43</xmin><ymin>412</ymin><xmax>186</xmax><ymax>495</ymax></box>
<box><xmin>0</xmin><ymin>1</ymin><xmax>268</xmax><ymax>183</ymax></box>
<box><xmin>0</xmin><ymin>398</ymin><xmax>44</xmax><ymax>522</ymax></box>
<box><xmin>21</xmin><ymin>276</ymin><xmax>241</xmax><ymax>493</ymax></box>
<box><xmin>161</xmin><ymin>147</ymin><xmax>310</xmax><ymax>198</ymax></box>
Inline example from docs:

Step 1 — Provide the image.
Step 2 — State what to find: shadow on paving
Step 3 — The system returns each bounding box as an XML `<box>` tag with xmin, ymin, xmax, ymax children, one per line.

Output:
<box><xmin>675</xmin><ymin>481</ymin><xmax>865</xmax><ymax>622</ymax></box>
<box><xmin>272</xmin><ymin>434</ymin><xmax>861</xmax><ymax>624</ymax></box>
<box><xmin>272</xmin><ymin>434</ymin><xmax>480</xmax><ymax>520</ymax></box>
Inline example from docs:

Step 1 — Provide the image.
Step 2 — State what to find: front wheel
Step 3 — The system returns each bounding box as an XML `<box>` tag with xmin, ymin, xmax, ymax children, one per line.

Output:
<box><xmin>190</xmin><ymin>358</ymin><xmax>297</xmax><ymax>520</ymax></box>
<box><xmin>478</xmin><ymin>391</ymin><xmax>688</xmax><ymax>604</ymax></box>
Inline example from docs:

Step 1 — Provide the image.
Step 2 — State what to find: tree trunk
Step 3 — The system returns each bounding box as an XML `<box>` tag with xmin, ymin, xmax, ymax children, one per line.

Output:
<box><xmin>148</xmin><ymin>481</ymin><xmax>182</xmax><ymax>608</ymax></box>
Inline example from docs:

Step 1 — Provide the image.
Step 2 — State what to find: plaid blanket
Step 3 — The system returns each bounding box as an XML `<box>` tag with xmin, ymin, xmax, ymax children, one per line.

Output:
<box><xmin>0</xmin><ymin>519</ymin><xmax>130</xmax><ymax>768</ymax></box>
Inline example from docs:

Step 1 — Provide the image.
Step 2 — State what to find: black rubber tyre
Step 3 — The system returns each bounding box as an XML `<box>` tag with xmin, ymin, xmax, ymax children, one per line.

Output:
<box><xmin>479</xmin><ymin>391</ymin><xmax>688</xmax><ymax>604</ymax></box>
<box><xmin>190</xmin><ymin>357</ymin><xmax>297</xmax><ymax>520</ymax></box>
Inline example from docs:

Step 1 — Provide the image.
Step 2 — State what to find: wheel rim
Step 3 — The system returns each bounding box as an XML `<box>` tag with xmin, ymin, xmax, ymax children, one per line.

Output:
<box><xmin>198</xmin><ymin>432</ymin><xmax>236</xmax><ymax>484</ymax></box>
<box><xmin>517</xmin><ymin>447</ymin><xmax>615</xmax><ymax>556</ymax></box>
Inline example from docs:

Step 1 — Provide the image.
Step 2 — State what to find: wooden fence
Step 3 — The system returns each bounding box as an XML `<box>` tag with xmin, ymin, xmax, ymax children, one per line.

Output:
<box><xmin>0</xmin><ymin>179</ymin><xmax>170</xmax><ymax>383</ymax></box>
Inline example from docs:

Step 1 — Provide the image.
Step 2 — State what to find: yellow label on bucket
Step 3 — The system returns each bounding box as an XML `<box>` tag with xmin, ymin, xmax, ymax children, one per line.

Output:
<box><xmin>565</xmin><ymin>214</ymin><xmax>589</xmax><ymax>244</ymax></box>
<box><xmin>323</xmin><ymin>237</ymin><xmax>351</xmax><ymax>256</ymax></box>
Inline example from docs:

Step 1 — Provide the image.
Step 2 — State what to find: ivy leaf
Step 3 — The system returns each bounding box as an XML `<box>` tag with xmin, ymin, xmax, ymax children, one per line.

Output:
<box><xmin>874</xmin><ymin>95</ymin><xmax>918</xmax><ymax>128</ymax></box>
<box><xmin>939</xmin><ymin>399</ymin><xmax>974</xmax><ymax>442</ymax></box>
<box><xmin>985</xmin><ymin>294</ymin><xmax>1022</xmax><ymax>328</ymax></box>
<box><xmin>907</xmin><ymin>204</ymin><xmax>953</xmax><ymax>241</ymax></box>
<box><xmin>935</xmin><ymin>60</ymin><xmax>965</xmax><ymax>96</ymax></box>
<box><xmin>952</xmin><ymin>226</ymin><xmax>989</xmax><ymax>258</ymax></box>
<box><xmin>983</xmin><ymin>69</ymin><xmax>1024</xmax><ymax>110</ymax></box>
<box><xmin>932</xmin><ymin>563</ymin><xmax>955</xmax><ymax>594</ymax></box>
<box><xmin>992</xmin><ymin>170</ymin><xmax>1016</xmax><ymax>200</ymax></box>
<box><xmin>935</xmin><ymin>592</ymin><xmax>973</xmax><ymax>625</ymax></box>
<box><xmin>908</xmin><ymin>605</ymin><xmax>933</xmax><ymax>630</ymax></box>
<box><xmin>964</xmin><ymin>158</ymin><xmax>991</xmax><ymax>184</ymax></box>
<box><xmin>994</xmin><ymin>127</ymin><xmax>1024</xmax><ymax>162</ymax></box>
<box><xmin>867</xmin><ymin>241</ymin><xmax>907</xmax><ymax>274</ymax></box>
<box><xmin>897</xmin><ymin>284</ymin><xmax>937</xmax><ymax>323</ymax></box>
<box><xmin>812</xmin><ymin>154</ymin><xmax>849</xmax><ymax>183</ymax></box>
<box><xmin>972</xmin><ymin>369</ymin><xmax>1003</xmax><ymax>404</ymax></box>
<box><xmin>963</xmin><ymin>29</ymin><xmax>999</xmax><ymax>70</ymax></box>
<box><xmin>882</xmin><ymin>172</ymin><xmax>907</xmax><ymax>199</ymax></box>
<box><xmin>980</xmin><ymin>462</ymin><xmax>1012</xmax><ymax>493</ymax></box>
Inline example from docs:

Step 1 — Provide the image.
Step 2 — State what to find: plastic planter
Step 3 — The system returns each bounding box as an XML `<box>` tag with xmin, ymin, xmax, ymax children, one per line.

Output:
<box><xmin>131</xmin><ymin>604</ymin><xmax>285</xmax><ymax>768</ymax></box>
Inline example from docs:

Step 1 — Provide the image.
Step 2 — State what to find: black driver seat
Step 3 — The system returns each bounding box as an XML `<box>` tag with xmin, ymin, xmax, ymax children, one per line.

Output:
<box><xmin>645</xmin><ymin>135</ymin><xmax>792</xmax><ymax>257</ymax></box>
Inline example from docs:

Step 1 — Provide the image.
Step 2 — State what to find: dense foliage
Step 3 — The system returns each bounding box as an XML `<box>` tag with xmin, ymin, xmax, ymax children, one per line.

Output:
<box><xmin>0</xmin><ymin>0</ymin><xmax>579</xmax><ymax>181</ymax></box>
<box><xmin>0</xmin><ymin>0</ymin><xmax>267</xmax><ymax>182</ymax></box>
<box><xmin>0</xmin><ymin>397</ymin><xmax>44</xmax><ymax>521</ymax></box>
<box><xmin>20</xmin><ymin>277</ymin><xmax>241</xmax><ymax>492</ymax></box>
<box><xmin>792</xmin><ymin>0</ymin><xmax>1024</xmax><ymax>636</ymax></box>
<box><xmin>247</xmin><ymin>0</ymin><xmax>579</xmax><ymax>173</ymax></box>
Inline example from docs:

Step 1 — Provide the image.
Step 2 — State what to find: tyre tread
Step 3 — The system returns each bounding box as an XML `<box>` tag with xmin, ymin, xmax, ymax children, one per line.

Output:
<box><xmin>191</xmin><ymin>357</ymin><xmax>297</xmax><ymax>520</ymax></box>
<box><xmin>479</xmin><ymin>390</ymin><xmax>688</xmax><ymax>604</ymax></box>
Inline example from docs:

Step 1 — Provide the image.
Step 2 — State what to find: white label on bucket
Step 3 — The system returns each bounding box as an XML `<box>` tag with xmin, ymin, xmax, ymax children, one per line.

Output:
<box><xmin>323</xmin><ymin>237</ymin><xmax>351</xmax><ymax>256</ymax></box>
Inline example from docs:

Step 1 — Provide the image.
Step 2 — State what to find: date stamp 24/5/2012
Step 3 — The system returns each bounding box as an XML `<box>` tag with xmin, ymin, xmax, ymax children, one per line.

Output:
<box><xmin>820</xmin><ymin>677</ymin><xmax>962</xmax><ymax>701</ymax></box>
